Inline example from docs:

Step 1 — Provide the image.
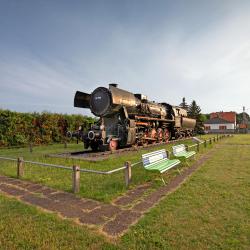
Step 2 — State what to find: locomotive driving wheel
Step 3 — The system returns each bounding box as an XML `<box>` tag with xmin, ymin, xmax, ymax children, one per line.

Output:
<box><xmin>142</xmin><ymin>131</ymin><xmax>149</xmax><ymax>146</ymax></box>
<box><xmin>109</xmin><ymin>139</ymin><xmax>118</xmax><ymax>151</ymax></box>
<box><xmin>150</xmin><ymin>128</ymin><xmax>157</xmax><ymax>144</ymax></box>
<box><xmin>157</xmin><ymin>128</ymin><xmax>163</xmax><ymax>142</ymax></box>
<box><xmin>164</xmin><ymin>129</ymin><xmax>170</xmax><ymax>142</ymax></box>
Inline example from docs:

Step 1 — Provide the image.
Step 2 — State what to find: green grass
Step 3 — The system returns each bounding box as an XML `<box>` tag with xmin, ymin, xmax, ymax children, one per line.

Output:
<box><xmin>0</xmin><ymin>195</ymin><xmax>114</xmax><ymax>250</ymax></box>
<box><xmin>0</xmin><ymin>134</ymin><xmax>249</xmax><ymax>249</ymax></box>
<box><xmin>121</xmin><ymin>135</ymin><xmax>250</xmax><ymax>249</ymax></box>
<box><xmin>0</xmin><ymin>137</ymin><xmax>214</xmax><ymax>202</ymax></box>
<box><xmin>223</xmin><ymin>134</ymin><xmax>250</xmax><ymax>145</ymax></box>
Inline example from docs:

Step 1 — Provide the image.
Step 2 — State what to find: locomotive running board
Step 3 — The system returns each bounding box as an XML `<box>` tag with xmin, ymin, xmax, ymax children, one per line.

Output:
<box><xmin>143</xmin><ymin>137</ymin><xmax>157</xmax><ymax>141</ymax></box>
<box><xmin>134</xmin><ymin>115</ymin><xmax>174</xmax><ymax>122</ymax></box>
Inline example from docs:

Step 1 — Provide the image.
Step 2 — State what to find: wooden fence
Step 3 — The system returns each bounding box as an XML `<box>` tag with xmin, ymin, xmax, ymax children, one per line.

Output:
<box><xmin>0</xmin><ymin>135</ymin><xmax>231</xmax><ymax>193</ymax></box>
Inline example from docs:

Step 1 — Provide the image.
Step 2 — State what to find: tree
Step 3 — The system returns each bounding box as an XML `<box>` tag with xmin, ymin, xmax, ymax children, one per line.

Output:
<box><xmin>188</xmin><ymin>100</ymin><xmax>203</xmax><ymax>133</ymax></box>
<box><xmin>188</xmin><ymin>100</ymin><xmax>201</xmax><ymax>118</ymax></box>
<box><xmin>179</xmin><ymin>97</ymin><xmax>189</xmax><ymax>110</ymax></box>
<box><xmin>203</xmin><ymin>113</ymin><xmax>210</xmax><ymax>121</ymax></box>
<box><xmin>236</xmin><ymin>112</ymin><xmax>249</xmax><ymax>124</ymax></box>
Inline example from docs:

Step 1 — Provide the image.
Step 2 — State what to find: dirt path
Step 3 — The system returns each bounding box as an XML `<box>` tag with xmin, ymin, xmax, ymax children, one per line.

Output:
<box><xmin>0</xmin><ymin>148</ymin><xmax>216</xmax><ymax>238</ymax></box>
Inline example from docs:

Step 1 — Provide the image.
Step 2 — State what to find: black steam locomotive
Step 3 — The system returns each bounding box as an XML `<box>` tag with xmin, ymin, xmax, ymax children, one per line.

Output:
<box><xmin>70</xmin><ymin>84</ymin><xmax>196</xmax><ymax>151</ymax></box>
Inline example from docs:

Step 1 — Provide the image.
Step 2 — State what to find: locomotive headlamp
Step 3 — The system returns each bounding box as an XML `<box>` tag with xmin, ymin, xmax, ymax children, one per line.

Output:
<box><xmin>88</xmin><ymin>130</ymin><xmax>101</xmax><ymax>140</ymax></box>
<box><xmin>88</xmin><ymin>131</ymin><xmax>95</xmax><ymax>140</ymax></box>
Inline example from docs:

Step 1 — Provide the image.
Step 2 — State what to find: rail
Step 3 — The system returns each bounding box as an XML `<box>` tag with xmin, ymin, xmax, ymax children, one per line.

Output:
<box><xmin>0</xmin><ymin>134</ymin><xmax>231</xmax><ymax>193</ymax></box>
<box><xmin>0</xmin><ymin>156</ymin><xmax>141</xmax><ymax>175</ymax></box>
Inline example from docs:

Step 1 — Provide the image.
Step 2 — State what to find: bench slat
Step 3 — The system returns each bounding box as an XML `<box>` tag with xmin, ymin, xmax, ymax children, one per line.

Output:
<box><xmin>144</xmin><ymin>158</ymin><xmax>169</xmax><ymax>169</ymax></box>
<box><xmin>159</xmin><ymin>160</ymin><xmax>181</xmax><ymax>173</ymax></box>
<box><xmin>172</xmin><ymin>144</ymin><xmax>186</xmax><ymax>155</ymax></box>
<box><xmin>172</xmin><ymin>144</ymin><xmax>196</xmax><ymax>159</ymax></box>
<box><xmin>142</xmin><ymin>150</ymin><xmax>167</xmax><ymax>166</ymax></box>
<box><xmin>142</xmin><ymin>149</ymin><xmax>166</xmax><ymax>160</ymax></box>
<box><xmin>175</xmin><ymin>151</ymin><xmax>195</xmax><ymax>158</ymax></box>
<box><xmin>146</xmin><ymin>159</ymin><xmax>181</xmax><ymax>173</ymax></box>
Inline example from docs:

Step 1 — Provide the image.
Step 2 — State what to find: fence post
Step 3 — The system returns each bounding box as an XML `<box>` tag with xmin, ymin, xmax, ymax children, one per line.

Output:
<box><xmin>17</xmin><ymin>157</ymin><xmax>24</xmax><ymax>178</ymax></box>
<box><xmin>217</xmin><ymin>134</ymin><xmax>219</xmax><ymax>141</ymax></box>
<box><xmin>185</xmin><ymin>145</ymin><xmax>189</xmax><ymax>152</ymax></box>
<box><xmin>124</xmin><ymin>161</ymin><xmax>132</xmax><ymax>188</ymax></box>
<box><xmin>204</xmin><ymin>140</ymin><xmax>207</xmax><ymax>148</ymax></box>
<box><xmin>166</xmin><ymin>150</ymin><xmax>170</xmax><ymax>158</ymax></box>
<box><xmin>72</xmin><ymin>165</ymin><xmax>80</xmax><ymax>193</ymax></box>
<box><xmin>209</xmin><ymin>138</ymin><xmax>212</xmax><ymax>145</ymax></box>
<box><xmin>29</xmin><ymin>143</ymin><xmax>33</xmax><ymax>153</ymax></box>
<box><xmin>214</xmin><ymin>137</ymin><xmax>216</xmax><ymax>142</ymax></box>
<box><xmin>64</xmin><ymin>137</ymin><xmax>67</xmax><ymax>148</ymax></box>
<box><xmin>196</xmin><ymin>143</ymin><xmax>200</xmax><ymax>152</ymax></box>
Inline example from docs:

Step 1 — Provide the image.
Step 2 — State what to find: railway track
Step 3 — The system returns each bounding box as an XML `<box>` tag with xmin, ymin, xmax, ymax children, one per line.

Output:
<box><xmin>48</xmin><ymin>137</ymin><xmax>193</xmax><ymax>161</ymax></box>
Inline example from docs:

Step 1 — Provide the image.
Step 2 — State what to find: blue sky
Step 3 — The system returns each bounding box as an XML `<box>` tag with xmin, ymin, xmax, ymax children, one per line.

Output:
<box><xmin>0</xmin><ymin>0</ymin><xmax>250</xmax><ymax>115</ymax></box>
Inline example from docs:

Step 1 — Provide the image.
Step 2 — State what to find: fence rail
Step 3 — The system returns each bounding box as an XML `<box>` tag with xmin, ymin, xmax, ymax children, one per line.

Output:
<box><xmin>0</xmin><ymin>135</ymin><xmax>231</xmax><ymax>193</ymax></box>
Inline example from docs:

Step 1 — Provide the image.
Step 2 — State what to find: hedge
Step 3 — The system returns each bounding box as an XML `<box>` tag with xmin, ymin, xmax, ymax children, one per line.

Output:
<box><xmin>0</xmin><ymin>109</ymin><xmax>95</xmax><ymax>146</ymax></box>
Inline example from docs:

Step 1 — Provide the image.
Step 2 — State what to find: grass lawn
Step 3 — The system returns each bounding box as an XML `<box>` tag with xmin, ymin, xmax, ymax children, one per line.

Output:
<box><xmin>0</xmin><ymin>136</ymin><xmax>214</xmax><ymax>202</ymax></box>
<box><xmin>0</xmin><ymin>134</ymin><xmax>249</xmax><ymax>249</ymax></box>
<box><xmin>0</xmin><ymin>195</ymin><xmax>114</xmax><ymax>250</ymax></box>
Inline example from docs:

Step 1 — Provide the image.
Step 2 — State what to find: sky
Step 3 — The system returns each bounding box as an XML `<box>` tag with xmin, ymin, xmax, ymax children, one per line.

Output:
<box><xmin>0</xmin><ymin>0</ymin><xmax>250</xmax><ymax>116</ymax></box>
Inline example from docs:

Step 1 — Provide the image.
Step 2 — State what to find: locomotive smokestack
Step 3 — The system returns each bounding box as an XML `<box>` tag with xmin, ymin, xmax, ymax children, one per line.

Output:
<box><xmin>109</xmin><ymin>83</ymin><xmax>118</xmax><ymax>88</ymax></box>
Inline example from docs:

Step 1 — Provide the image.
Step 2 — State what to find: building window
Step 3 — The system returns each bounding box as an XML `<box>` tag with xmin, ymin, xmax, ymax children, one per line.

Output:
<box><xmin>205</xmin><ymin>126</ymin><xmax>211</xmax><ymax>130</ymax></box>
<box><xmin>219</xmin><ymin>125</ymin><xmax>227</xmax><ymax>130</ymax></box>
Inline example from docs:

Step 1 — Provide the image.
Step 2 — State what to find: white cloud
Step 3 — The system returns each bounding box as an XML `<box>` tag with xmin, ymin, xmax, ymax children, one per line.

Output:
<box><xmin>140</xmin><ymin>6</ymin><xmax>250</xmax><ymax>113</ymax></box>
<box><xmin>0</xmin><ymin>1</ymin><xmax>250</xmax><ymax>115</ymax></box>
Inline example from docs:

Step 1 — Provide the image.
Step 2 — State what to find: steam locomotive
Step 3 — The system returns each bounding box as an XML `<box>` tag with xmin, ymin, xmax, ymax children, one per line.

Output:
<box><xmin>70</xmin><ymin>84</ymin><xmax>196</xmax><ymax>151</ymax></box>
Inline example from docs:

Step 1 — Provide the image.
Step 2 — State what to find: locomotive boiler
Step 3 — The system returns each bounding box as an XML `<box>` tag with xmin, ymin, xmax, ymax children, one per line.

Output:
<box><xmin>71</xmin><ymin>84</ymin><xmax>196</xmax><ymax>151</ymax></box>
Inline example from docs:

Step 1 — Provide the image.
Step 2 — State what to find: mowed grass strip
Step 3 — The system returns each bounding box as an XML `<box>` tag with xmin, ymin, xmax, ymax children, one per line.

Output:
<box><xmin>121</xmin><ymin>136</ymin><xmax>250</xmax><ymax>249</ymax></box>
<box><xmin>0</xmin><ymin>137</ymin><xmax>214</xmax><ymax>202</ymax></box>
<box><xmin>0</xmin><ymin>135</ymin><xmax>249</xmax><ymax>249</ymax></box>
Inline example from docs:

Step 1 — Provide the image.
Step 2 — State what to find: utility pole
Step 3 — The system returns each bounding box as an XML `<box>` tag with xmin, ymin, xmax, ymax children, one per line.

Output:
<box><xmin>243</xmin><ymin>106</ymin><xmax>248</xmax><ymax>133</ymax></box>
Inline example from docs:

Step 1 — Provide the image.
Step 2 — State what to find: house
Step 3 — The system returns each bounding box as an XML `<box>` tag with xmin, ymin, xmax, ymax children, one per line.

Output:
<box><xmin>210</xmin><ymin>111</ymin><xmax>236</xmax><ymax>123</ymax></box>
<box><xmin>237</xmin><ymin>123</ymin><xmax>249</xmax><ymax>133</ymax></box>
<box><xmin>204</xmin><ymin>111</ymin><xmax>236</xmax><ymax>134</ymax></box>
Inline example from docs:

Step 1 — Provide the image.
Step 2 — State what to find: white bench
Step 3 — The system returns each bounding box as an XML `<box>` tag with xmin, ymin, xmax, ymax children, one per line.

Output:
<box><xmin>172</xmin><ymin>144</ymin><xmax>196</xmax><ymax>159</ymax></box>
<box><xmin>142</xmin><ymin>149</ymin><xmax>181</xmax><ymax>184</ymax></box>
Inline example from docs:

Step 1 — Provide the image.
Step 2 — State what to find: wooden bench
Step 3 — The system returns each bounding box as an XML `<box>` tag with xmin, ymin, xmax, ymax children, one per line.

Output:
<box><xmin>142</xmin><ymin>149</ymin><xmax>181</xmax><ymax>175</ymax></box>
<box><xmin>172</xmin><ymin>144</ymin><xmax>196</xmax><ymax>159</ymax></box>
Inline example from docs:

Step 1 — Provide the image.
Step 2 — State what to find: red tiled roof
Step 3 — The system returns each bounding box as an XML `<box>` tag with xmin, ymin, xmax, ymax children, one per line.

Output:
<box><xmin>210</xmin><ymin>112</ymin><xmax>236</xmax><ymax>123</ymax></box>
<box><xmin>204</xmin><ymin>117</ymin><xmax>232</xmax><ymax>124</ymax></box>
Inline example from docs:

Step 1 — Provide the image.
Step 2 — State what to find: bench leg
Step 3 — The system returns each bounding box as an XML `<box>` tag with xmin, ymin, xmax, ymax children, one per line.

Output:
<box><xmin>161</xmin><ymin>176</ymin><xmax>166</xmax><ymax>185</ymax></box>
<box><xmin>185</xmin><ymin>159</ymin><xmax>190</xmax><ymax>166</ymax></box>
